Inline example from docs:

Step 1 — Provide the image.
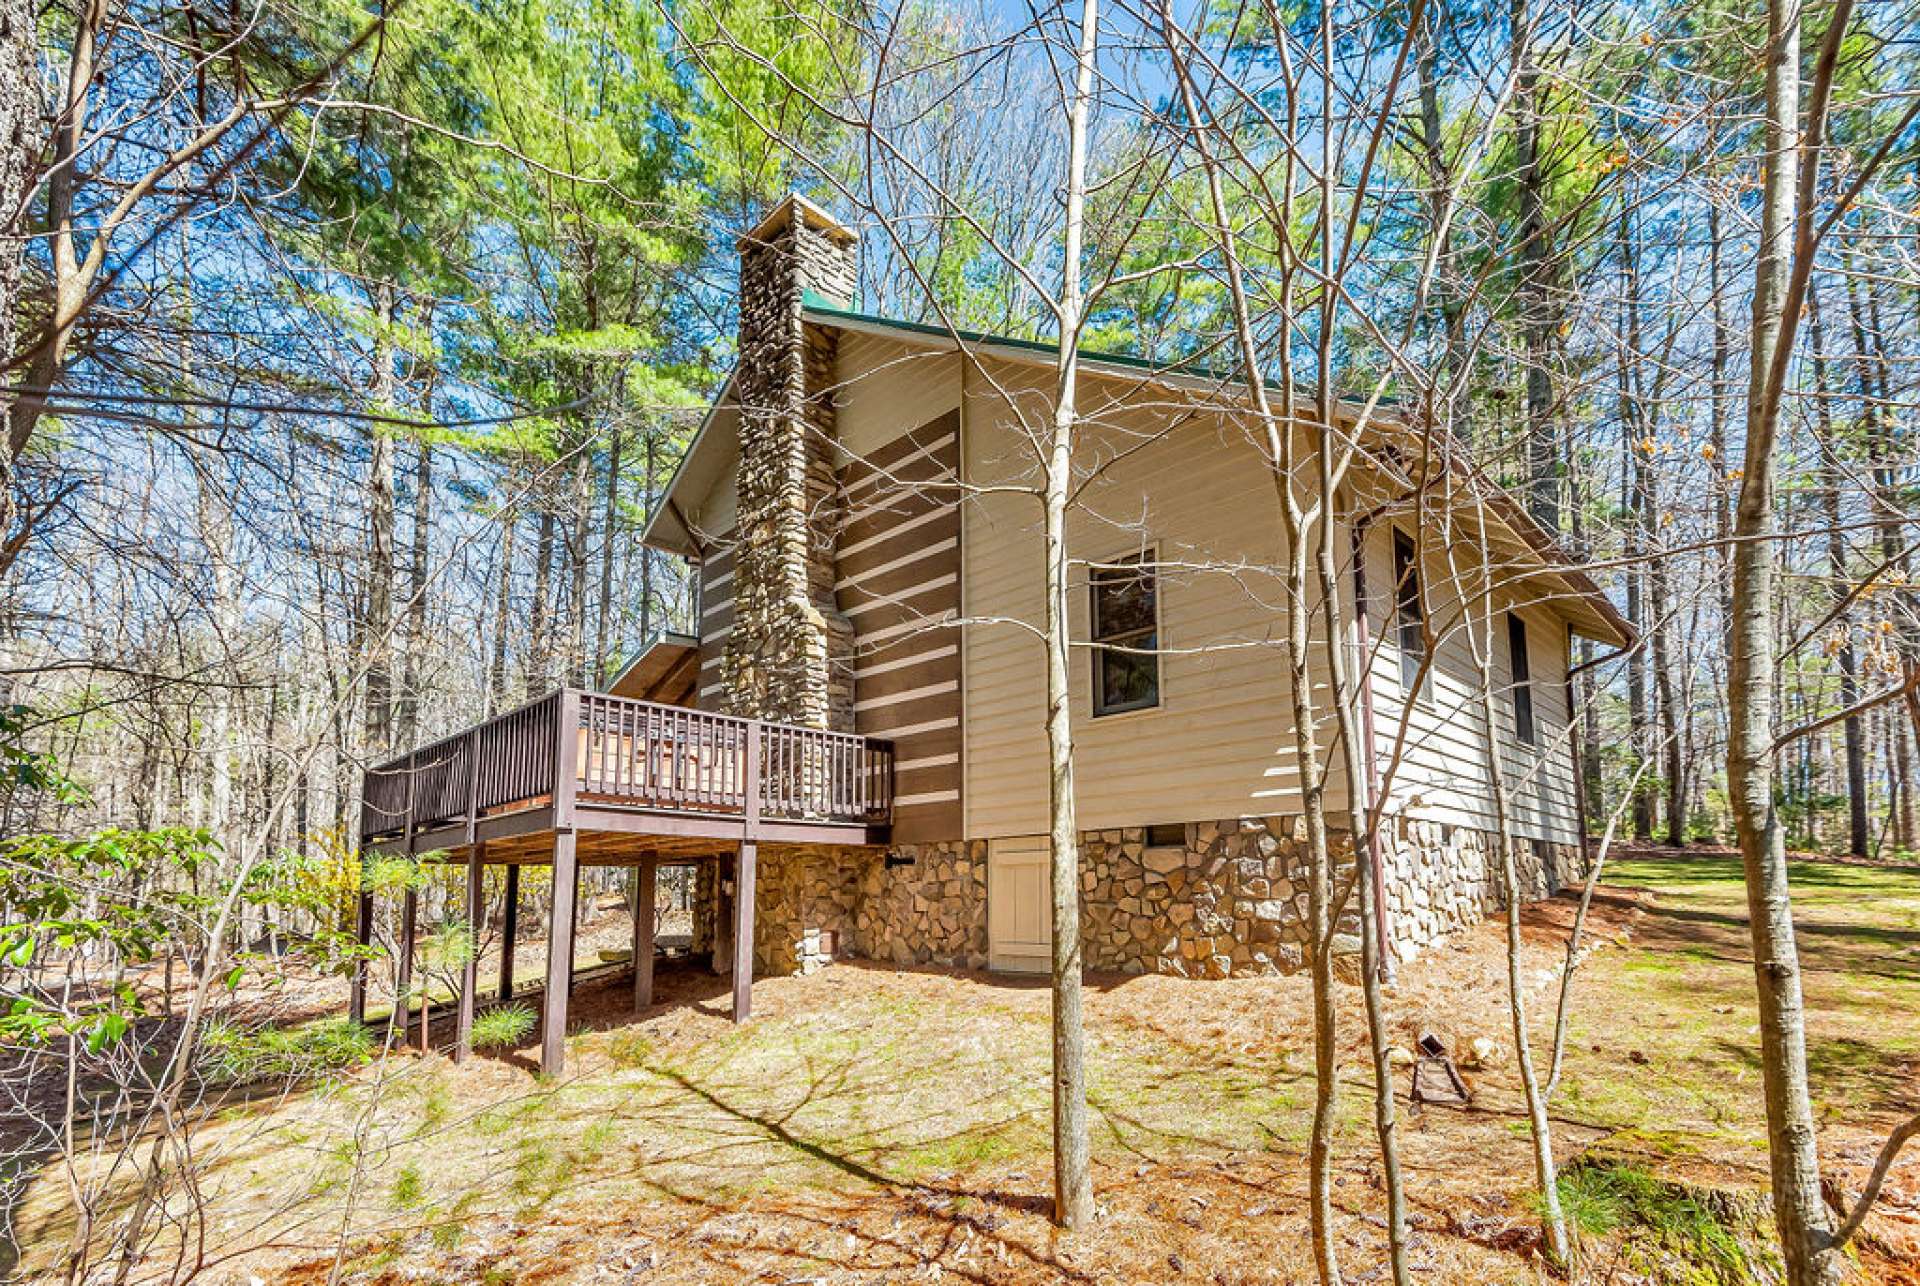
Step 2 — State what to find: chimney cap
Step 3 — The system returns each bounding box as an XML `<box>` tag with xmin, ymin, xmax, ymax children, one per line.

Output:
<box><xmin>738</xmin><ymin>191</ymin><xmax>858</xmax><ymax>250</ymax></box>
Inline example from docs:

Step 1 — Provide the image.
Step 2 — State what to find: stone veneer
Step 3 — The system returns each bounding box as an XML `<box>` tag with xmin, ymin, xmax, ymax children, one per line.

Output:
<box><xmin>719</xmin><ymin>198</ymin><xmax>858</xmax><ymax>732</ymax></box>
<box><xmin>689</xmin><ymin>817</ymin><xmax>1582</xmax><ymax>982</ymax></box>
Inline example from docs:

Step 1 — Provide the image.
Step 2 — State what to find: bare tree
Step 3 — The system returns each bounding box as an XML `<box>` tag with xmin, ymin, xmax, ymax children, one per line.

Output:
<box><xmin>1729</xmin><ymin>0</ymin><xmax>1920</xmax><ymax>1278</ymax></box>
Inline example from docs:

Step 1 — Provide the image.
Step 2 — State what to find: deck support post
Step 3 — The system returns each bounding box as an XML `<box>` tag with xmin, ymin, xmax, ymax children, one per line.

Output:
<box><xmin>348</xmin><ymin>882</ymin><xmax>373</xmax><ymax>1026</ymax></box>
<box><xmin>542</xmin><ymin>829</ymin><xmax>578</xmax><ymax>1077</ymax></box>
<box><xmin>732</xmin><ymin>842</ymin><xmax>756</xmax><ymax>1023</ymax></box>
<box><xmin>567</xmin><ymin>862</ymin><xmax>581</xmax><ymax>996</ymax></box>
<box><xmin>456</xmin><ymin>845</ymin><xmax>485</xmax><ymax>1063</ymax></box>
<box><xmin>632</xmin><ymin>858</ymin><xmax>656</xmax><ymax>1011</ymax></box>
<box><xmin>498</xmin><ymin>863</ymin><xmax>519</xmax><ymax>1001</ymax></box>
<box><xmin>710</xmin><ymin>857</ymin><xmax>732</xmax><ymax>975</ymax></box>
<box><xmin>394</xmin><ymin>888</ymin><xmax>417</xmax><ymax>1048</ymax></box>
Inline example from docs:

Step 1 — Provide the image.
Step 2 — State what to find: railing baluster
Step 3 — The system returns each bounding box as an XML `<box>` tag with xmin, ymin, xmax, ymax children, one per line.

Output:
<box><xmin>672</xmin><ymin>708</ymin><xmax>684</xmax><ymax>806</ymax></box>
<box><xmin>359</xmin><ymin>687</ymin><xmax>894</xmax><ymax>843</ymax></box>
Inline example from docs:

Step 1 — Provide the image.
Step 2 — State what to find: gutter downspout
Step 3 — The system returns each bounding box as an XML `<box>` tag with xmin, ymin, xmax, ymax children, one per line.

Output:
<box><xmin>1350</xmin><ymin>517</ymin><xmax>1395</xmax><ymax>983</ymax></box>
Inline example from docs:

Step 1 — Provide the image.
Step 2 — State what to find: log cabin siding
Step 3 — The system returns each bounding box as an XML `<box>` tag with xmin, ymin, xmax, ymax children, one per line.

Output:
<box><xmin>695</xmin><ymin>543</ymin><xmax>736</xmax><ymax>710</ymax></box>
<box><xmin>834</xmin><ymin>421</ymin><xmax>963</xmax><ymax>838</ymax></box>
<box><xmin>830</xmin><ymin>332</ymin><xmax>967</xmax><ymax>841</ymax></box>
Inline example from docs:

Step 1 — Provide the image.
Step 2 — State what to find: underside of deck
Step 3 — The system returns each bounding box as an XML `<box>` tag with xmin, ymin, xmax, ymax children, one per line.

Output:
<box><xmin>350</xmin><ymin>687</ymin><xmax>896</xmax><ymax>1076</ymax></box>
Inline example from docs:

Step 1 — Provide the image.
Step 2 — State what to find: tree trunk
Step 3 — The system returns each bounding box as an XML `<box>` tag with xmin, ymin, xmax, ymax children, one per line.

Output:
<box><xmin>1623</xmin><ymin>421</ymin><xmax>1653</xmax><ymax>840</ymax></box>
<box><xmin>1807</xmin><ymin>284</ymin><xmax>1867</xmax><ymax>856</ymax></box>
<box><xmin>1619</xmin><ymin>204</ymin><xmax>1683</xmax><ymax>844</ymax></box>
<box><xmin>1512</xmin><ymin>0</ymin><xmax>1557</xmax><ymax>533</ymax></box>
<box><xmin>490</xmin><ymin>505</ymin><xmax>518</xmax><ymax>715</ymax></box>
<box><xmin>182</xmin><ymin>260</ymin><xmax>239</xmax><ymax>865</ymax></box>
<box><xmin>399</xmin><ymin>437</ymin><xmax>431</xmax><ymax>749</ymax></box>
<box><xmin>1411</xmin><ymin>2</ymin><xmax>1465</xmax><ymax>436</ymax></box>
<box><xmin>1843</xmin><ymin>235</ymin><xmax>1910</xmax><ymax>849</ymax></box>
<box><xmin>1707</xmin><ymin>201</ymin><xmax>1734</xmax><ymax>655</ymax></box>
<box><xmin>363</xmin><ymin>281</ymin><xmax>399</xmax><ymax>759</ymax></box>
<box><xmin>639</xmin><ymin>434</ymin><xmax>657</xmax><ymax>640</ymax></box>
<box><xmin>1043</xmin><ymin>0</ymin><xmax>1098</xmax><ymax>1230</ymax></box>
<box><xmin>529</xmin><ymin>508</ymin><xmax>555</xmax><ymax>693</ymax></box>
<box><xmin>1897</xmin><ymin>720</ymin><xmax>1916</xmax><ymax>853</ymax></box>
<box><xmin>1473</xmin><ymin>550</ymin><xmax>1570</xmax><ymax>1267</ymax></box>
<box><xmin>0</xmin><ymin>0</ymin><xmax>36</xmax><ymax>575</ymax></box>
<box><xmin>566</xmin><ymin>431</ymin><xmax>592</xmax><ymax>687</ymax></box>
<box><xmin>1730</xmin><ymin>4</ymin><xmax>1843</xmax><ymax>1278</ymax></box>
<box><xmin>594</xmin><ymin>423</ymin><xmax>623</xmax><ymax>688</ymax></box>
<box><xmin>1157</xmin><ymin>13</ymin><xmax>1371</xmax><ymax>1266</ymax></box>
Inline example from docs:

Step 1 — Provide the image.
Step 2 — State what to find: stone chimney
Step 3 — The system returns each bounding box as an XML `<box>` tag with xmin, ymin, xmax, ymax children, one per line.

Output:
<box><xmin>718</xmin><ymin>194</ymin><xmax>858</xmax><ymax>731</ymax></box>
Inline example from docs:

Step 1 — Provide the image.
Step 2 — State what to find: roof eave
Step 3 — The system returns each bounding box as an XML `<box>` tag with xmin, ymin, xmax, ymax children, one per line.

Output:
<box><xmin>640</xmin><ymin>373</ymin><xmax>737</xmax><ymax>560</ymax></box>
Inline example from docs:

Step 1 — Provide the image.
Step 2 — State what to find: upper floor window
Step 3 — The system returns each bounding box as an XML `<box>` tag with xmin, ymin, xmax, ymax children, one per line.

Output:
<box><xmin>1092</xmin><ymin>552</ymin><xmax>1160</xmax><ymax>716</ymax></box>
<box><xmin>1392</xmin><ymin>532</ymin><xmax>1427</xmax><ymax>698</ymax></box>
<box><xmin>1509</xmin><ymin>612</ymin><xmax>1536</xmax><ymax>744</ymax></box>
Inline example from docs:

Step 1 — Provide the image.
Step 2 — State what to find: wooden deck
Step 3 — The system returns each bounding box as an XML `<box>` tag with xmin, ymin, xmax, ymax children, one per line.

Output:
<box><xmin>358</xmin><ymin>688</ymin><xmax>896</xmax><ymax>859</ymax></box>
<box><xmin>350</xmin><ymin>689</ymin><xmax>895</xmax><ymax>1075</ymax></box>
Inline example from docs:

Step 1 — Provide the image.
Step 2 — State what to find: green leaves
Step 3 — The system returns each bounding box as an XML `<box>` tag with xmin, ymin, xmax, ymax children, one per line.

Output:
<box><xmin>84</xmin><ymin>1012</ymin><xmax>130</xmax><ymax>1055</ymax></box>
<box><xmin>1</xmin><ymin>704</ymin><xmax>87</xmax><ymax>806</ymax></box>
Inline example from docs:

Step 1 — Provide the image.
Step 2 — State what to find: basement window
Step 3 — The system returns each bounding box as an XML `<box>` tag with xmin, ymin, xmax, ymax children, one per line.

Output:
<box><xmin>1092</xmin><ymin>552</ymin><xmax>1160</xmax><ymax>716</ymax></box>
<box><xmin>1145</xmin><ymin>823</ymin><xmax>1185</xmax><ymax>848</ymax></box>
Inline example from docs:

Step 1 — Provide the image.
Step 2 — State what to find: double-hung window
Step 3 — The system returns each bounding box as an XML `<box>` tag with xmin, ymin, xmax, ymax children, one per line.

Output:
<box><xmin>1392</xmin><ymin>532</ymin><xmax>1428</xmax><ymax>699</ymax></box>
<box><xmin>1091</xmin><ymin>552</ymin><xmax>1160</xmax><ymax>716</ymax></box>
<box><xmin>1509</xmin><ymin>612</ymin><xmax>1536</xmax><ymax>744</ymax></box>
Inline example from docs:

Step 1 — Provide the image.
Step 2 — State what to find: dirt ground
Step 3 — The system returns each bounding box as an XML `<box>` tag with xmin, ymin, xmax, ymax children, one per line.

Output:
<box><xmin>12</xmin><ymin>847</ymin><xmax>1920</xmax><ymax>1284</ymax></box>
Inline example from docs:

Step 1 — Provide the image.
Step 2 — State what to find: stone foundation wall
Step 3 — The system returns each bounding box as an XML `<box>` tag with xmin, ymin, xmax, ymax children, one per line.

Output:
<box><xmin>688</xmin><ymin>815</ymin><xmax>1583</xmax><ymax>983</ymax></box>
<box><xmin>1081</xmin><ymin>819</ymin><xmax>1334</xmax><ymax>978</ymax></box>
<box><xmin>851</xmin><ymin>840</ymin><xmax>989</xmax><ymax>969</ymax></box>
<box><xmin>752</xmin><ymin>845</ymin><xmax>863</xmax><ymax>975</ymax></box>
<box><xmin>1379</xmin><ymin>815</ymin><xmax>1586</xmax><ymax>961</ymax></box>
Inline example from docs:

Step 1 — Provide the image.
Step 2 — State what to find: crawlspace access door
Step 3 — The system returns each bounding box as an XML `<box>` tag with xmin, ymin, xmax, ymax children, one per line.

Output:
<box><xmin>988</xmin><ymin>835</ymin><xmax>1050</xmax><ymax>973</ymax></box>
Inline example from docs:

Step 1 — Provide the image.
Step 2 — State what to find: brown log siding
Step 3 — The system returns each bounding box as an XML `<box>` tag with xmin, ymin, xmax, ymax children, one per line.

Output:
<box><xmin>838</xmin><ymin>409</ymin><xmax>963</xmax><ymax>842</ymax></box>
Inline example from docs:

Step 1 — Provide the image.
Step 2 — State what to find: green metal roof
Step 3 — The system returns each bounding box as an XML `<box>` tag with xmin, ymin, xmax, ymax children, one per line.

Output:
<box><xmin>801</xmin><ymin>291</ymin><xmax>1255</xmax><ymax>387</ymax></box>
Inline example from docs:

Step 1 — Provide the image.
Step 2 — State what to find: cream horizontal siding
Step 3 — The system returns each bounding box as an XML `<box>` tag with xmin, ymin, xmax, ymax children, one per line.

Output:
<box><xmin>1358</xmin><ymin>521</ymin><xmax>1581</xmax><ymax>845</ymax></box>
<box><xmin>834</xmin><ymin>331</ymin><xmax>963</xmax><ymax>463</ymax></box>
<box><xmin>960</xmin><ymin>358</ymin><xmax>1351</xmax><ymax>838</ymax></box>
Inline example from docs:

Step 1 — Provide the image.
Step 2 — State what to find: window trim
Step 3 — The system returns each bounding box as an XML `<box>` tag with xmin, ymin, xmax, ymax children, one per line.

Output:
<box><xmin>1090</xmin><ymin>546</ymin><xmax>1162</xmax><ymax>718</ymax></box>
<box><xmin>1391</xmin><ymin>530</ymin><xmax>1429</xmax><ymax>702</ymax></box>
<box><xmin>1508</xmin><ymin>611</ymin><xmax>1536</xmax><ymax>745</ymax></box>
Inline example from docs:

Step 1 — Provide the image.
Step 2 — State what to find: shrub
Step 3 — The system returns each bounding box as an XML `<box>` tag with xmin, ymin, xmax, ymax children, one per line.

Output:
<box><xmin>471</xmin><ymin>1003</ymin><xmax>536</xmax><ymax>1052</ymax></box>
<box><xmin>199</xmin><ymin>1016</ymin><xmax>374</xmax><ymax>1084</ymax></box>
<box><xmin>391</xmin><ymin>1163</ymin><xmax>425</xmax><ymax>1208</ymax></box>
<box><xmin>1554</xmin><ymin>1161</ymin><xmax>1772</xmax><ymax>1285</ymax></box>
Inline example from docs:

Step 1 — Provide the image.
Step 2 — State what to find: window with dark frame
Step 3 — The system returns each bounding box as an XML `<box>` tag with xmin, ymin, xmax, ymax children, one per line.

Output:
<box><xmin>1508</xmin><ymin>612</ymin><xmax>1536</xmax><ymax>744</ymax></box>
<box><xmin>1391</xmin><ymin>532</ymin><xmax>1427</xmax><ymax>698</ymax></box>
<box><xmin>1145</xmin><ymin>822</ymin><xmax>1184</xmax><ymax>848</ymax></box>
<box><xmin>1091</xmin><ymin>553</ymin><xmax>1160</xmax><ymax>716</ymax></box>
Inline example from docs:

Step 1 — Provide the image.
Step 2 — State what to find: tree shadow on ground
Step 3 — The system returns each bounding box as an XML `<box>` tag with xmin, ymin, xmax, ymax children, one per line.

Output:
<box><xmin>1708</xmin><ymin>1035</ymin><xmax>1920</xmax><ymax>1119</ymax></box>
<box><xmin>1590</xmin><ymin>886</ymin><xmax>1920</xmax><ymax>985</ymax></box>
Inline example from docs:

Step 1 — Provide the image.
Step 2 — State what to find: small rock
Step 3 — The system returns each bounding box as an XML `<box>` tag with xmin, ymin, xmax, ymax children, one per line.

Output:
<box><xmin>1459</xmin><ymin>1036</ymin><xmax>1499</xmax><ymax>1069</ymax></box>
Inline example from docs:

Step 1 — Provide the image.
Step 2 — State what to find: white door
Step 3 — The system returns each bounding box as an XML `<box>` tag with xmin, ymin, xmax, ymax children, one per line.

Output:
<box><xmin>989</xmin><ymin>836</ymin><xmax>1050</xmax><ymax>973</ymax></box>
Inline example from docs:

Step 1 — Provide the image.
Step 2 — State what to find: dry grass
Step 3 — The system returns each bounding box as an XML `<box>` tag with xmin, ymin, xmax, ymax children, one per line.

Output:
<box><xmin>10</xmin><ymin>849</ymin><xmax>1919</xmax><ymax>1284</ymax></box>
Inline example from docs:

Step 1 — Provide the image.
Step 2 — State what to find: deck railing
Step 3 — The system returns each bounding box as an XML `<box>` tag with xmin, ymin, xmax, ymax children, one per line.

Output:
<box><xmin>358</xmin><ymin>689</ymin><xmax>895</xmax><ymax>843</ymax></box>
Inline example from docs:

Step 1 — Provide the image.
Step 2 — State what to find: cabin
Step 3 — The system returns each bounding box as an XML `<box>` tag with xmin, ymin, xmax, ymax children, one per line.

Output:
<box><xmin>352</xmin><ymin>194</ymin><xmax>1631</xmax><ymax>1075</ymax></box>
